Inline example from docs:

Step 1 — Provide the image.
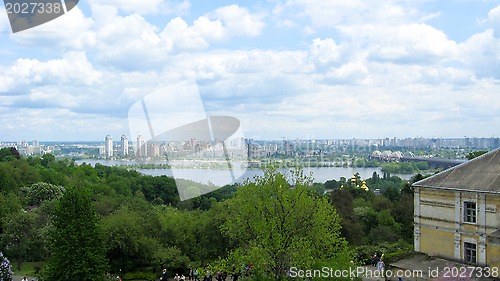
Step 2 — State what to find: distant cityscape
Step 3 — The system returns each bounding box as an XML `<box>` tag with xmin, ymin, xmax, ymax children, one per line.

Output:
<box><xmin>1</xmin><ymin>136</ymin><xmax>499</xmax><ymax>160</ymax></box>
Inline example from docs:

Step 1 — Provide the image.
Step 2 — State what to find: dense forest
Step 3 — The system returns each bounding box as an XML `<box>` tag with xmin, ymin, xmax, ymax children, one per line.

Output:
<box><xmin>0</xmin><ymin>147</ymin><xmax>419</xmax><ymax>281</ymax></box>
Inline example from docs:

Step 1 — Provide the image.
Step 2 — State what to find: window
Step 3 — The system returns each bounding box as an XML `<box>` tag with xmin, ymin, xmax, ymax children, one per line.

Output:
<box><xmin>464</xmin><ymin>202</ymin><xmax>476</xmax><ymax>223</ymax></box>
<box><xmin>464</xmin><ymin>242</ymin><xmax>477</xmax><ymax>263</ymax></box>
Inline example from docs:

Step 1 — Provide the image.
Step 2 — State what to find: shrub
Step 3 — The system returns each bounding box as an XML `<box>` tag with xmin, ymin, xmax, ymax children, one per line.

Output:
<box><xmin>383</xmin><ymin>250</ymin><xmax>415</xmax><ymax>265</ymax></box>
<box><xmin>123</xmin><ymin>271</ymin><xmax>157</xmax><ymax>281</ymax></box>
<box><xmin>353</xmin><ymin>240</ymin><xmax>413</xmax><ymax>265</ymax></box>
<box><xmin>0</xmin><ymin>252</ymin><xmax>14</xmax><ymax>281</ymax></box>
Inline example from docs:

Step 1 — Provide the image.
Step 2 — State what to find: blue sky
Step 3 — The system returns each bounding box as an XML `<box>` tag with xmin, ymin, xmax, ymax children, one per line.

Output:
<box><xmin>0</xmin><ymin>0</ymin><xmax>499</xmax><ymax>141</ymax></box>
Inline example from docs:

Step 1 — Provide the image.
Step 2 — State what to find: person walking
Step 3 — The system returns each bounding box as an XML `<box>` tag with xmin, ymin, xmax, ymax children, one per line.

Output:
<box><xmin>371</xmin><ymin>253</ymin><xmax>378</xmax><ymax>267</ymax></box>
<box><xmin>161</xmin><ymin>268</ymin><xmax>168</xmax><ymax>281</ymax></box>
<box><xmin>193</xmin><ymin>268</ymin><xmax>200</xmax><ymax>281</ymax></box>
<box><xmin>377</xmin><ymin>259</ymin><xmax>385</xmax><ymax>273</ymax></box>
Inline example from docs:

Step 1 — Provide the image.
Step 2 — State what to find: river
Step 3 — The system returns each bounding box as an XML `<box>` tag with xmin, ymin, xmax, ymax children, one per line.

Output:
<box><xmin>75</xmin><ymin>159</ymin><xmax>414</xmax><ymax>186</ymax></box>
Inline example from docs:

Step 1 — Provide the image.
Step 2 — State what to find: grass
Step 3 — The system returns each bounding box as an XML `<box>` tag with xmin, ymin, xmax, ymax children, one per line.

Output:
<box><xmin>12</xmin><ymin>261</ymin><xmax>43</xmax><ymax>277</ymax></box>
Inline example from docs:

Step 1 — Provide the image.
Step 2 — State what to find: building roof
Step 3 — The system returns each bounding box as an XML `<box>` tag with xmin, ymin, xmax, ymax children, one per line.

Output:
<box><xmin>413</xmin><ymin>148</ymin><xmax>500</xmax><ymax>193</ymax></box>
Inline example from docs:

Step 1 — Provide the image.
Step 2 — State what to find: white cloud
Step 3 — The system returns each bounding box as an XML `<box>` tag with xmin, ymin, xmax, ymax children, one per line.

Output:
<box><xmin>88</xmin><ymin>0</ymin><xmax>190</xmax><ymax>16</ymax></box>
<box><xmin>159</xmin><ymin>17</ymin><xmax>224</xmax><ymax>50</ymax></box>
<box><xmin>9</xmin><ymin>7</ymin><xmax>95</xmax><ymax>50</ymax></box>
<box><xmin>84</xmin><ymin>4</ymin><xmax>264</xmax><ymax>69</ymax></box>
<box><xmin>459</xmin><ymin>29</ymin><xmax>500</xmax><ymax>79</ymax></box>
<box><xmin>95</xmin><ymin>14</ymin><xmax>168</xmax><ymax>68</ymax></box>
<box><xmin>159</xmin><ymin>5</ymin><xmax>265</xmax><ymax>51</ymax></box>
<box><xmin>338</xmin><ymin>23</ymin><xmax>458</xmax><ymax>63</ymax></box>
<box><xmin>488</xmin><ymin>4</ymin><xmax>500</xmax><ymax>37</ymax></box>
<box><xmin>1</xmin><ymin>1</ymin><xmax>499</xmax><ymax>140</ymax></box>
<box><xmin>280</xmin><ymin>0</ymin><xmax>421</xmax><ymax>29</ymax></box>
<box><xmin>488</xmin><ymin>5</ymin><xmax>500</xmax><ymax>24</ymax></box>
<box><xmin>325</xmin><ymin>61</ymin><xmax>368</xmax><ymax>83</ymax></box>
<box><xmin>0</xmin><ymin>52</ymin><xmax>101</xmax><ymax>94</ymax></box>
<box><xmin>308</xmin><ymin>38</ymin><xmax>342</xmax><ymax>67</ymax></box>
<box><xmin>89</xmin><ymin>3</ymin><xmax>119</xmax><ymax>26</ymax></box>
<box><xmin>0</xmin><ymin>107</ymin><xmax>128</xmax><ymax>141</ymax></box>
<box><xmin>211</xmin><ymin>5</ymin><xmax>265</xmax><ymax>37</ymax></box>
<box><xmin>285</xmin><ymin>0</ymin><xmax>365</xmax><ymax>27</ymax></box>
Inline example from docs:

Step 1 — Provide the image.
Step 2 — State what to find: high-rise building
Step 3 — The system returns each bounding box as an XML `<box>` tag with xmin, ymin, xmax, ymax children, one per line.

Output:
<box><xmin>105</xmin><ymin>135</ymin><xmax>113</xmax><ymax>158</ymax></box>
<box><xmin>136</xmin><ymin>135</ymin><xmax>147</xmax><ymax>157</ymax></box>
<box><xmin>148</xmin><ymin>143</ymin><xmax>160</xmax><ymax>158</ymax></box>
<box><xmin>121</xmin><ymin>135</ymin><xmax>129</xmax><ymax>156</ymax></box>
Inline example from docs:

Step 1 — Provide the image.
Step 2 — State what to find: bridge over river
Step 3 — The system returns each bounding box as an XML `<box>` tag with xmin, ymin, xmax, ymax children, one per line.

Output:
<box><xmin>369</xmin><ymin>155</ymin><xmax>466</xmax><ymax>169</ymax></box>
<box><xmin>398</xmin><ymin>157</ymin><xmax>465</xmax><ymax>169</ymax></box>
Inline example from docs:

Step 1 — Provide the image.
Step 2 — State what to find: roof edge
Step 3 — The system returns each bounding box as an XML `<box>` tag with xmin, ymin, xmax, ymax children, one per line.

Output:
<box><xmin>413</xmin><ymin>184</ymin><xmax>500</xmax><ymax>195</ymax></box>
<box><xmin>412</xmin><ymin>147</ymin><xmax>500</xmax><ymax>188</ymax></box>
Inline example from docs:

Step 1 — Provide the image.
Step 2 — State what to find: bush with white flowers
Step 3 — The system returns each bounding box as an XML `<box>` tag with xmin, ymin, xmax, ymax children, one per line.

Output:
<box><xmin>0</xmin><ymin>252</ymin><xmax>14</xmax><ymax>281</ymax></box>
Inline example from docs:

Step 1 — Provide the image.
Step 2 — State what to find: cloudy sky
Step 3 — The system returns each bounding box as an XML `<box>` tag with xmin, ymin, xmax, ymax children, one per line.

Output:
<box><xmin>1</xmin><ymin>0</ymin><xmax>499</xmax><ymax>141</ymax></box>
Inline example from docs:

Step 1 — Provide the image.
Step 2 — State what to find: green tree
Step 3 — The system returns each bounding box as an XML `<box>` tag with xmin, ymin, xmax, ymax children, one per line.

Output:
<box><xmin>415</xmin><ymin>161</ymin><xmax>429</xmax><ymax>170</ymax></box>
<box><xmin>324</xmin><ymin>179</ymin><xmax>339</xmax><ymax>190</ymax></box>
<box><xmin>102</xmin><ymin>205</ymin><xmax>160</xmax><ymax>273</ymax></box>
<box><xmin>330</xmin><ymin>188</ymin><xmax>364</xmax><ymax>245</ymax></box>
<box><xmin>392</xmin><ymin>194</ymin><xmax>415</xmax><ymax>242</ymax></box>
<box><xmin>383</xmin><ymin>186</ymin><xmax>400</xmax><ymax>202</ymax></box>
<box><xmin>1</xmin><ymin>210</ymin><xmax>36</xmax><ymax>271</ymax></box>
<box><xmin>21</xmin><ymin>182</ymin><xmax>65</xmax><ymax>207</ymax></box>
<box><xmin>221</xmin><ymin>168</ymin><xmax>351</xmax><ymax>280</ymax></box>
<box><xmin>0</xmin><ymin>192</ymin><xmax>21</xmax><ymax>235</ymax></box>
<box><xmin>0</xmin><ymin>147</ymin><xmax>20</xmax><ymax>162</ymax></box>
<box><xmin>466</xmin><ymin>150</ymin><xmax>488</xmax><ymax>160</ymax></box>
<box><xmin>42</xmin><ymin>187</ymin><xmax>107</xmax><ymax>281</ymax></box>
<box><xmin>0</xmin><ymin>163</ymin><xmax>18</xmax><ymax>193</ymax></box>
<box><xmin>40</xmin><ymin>154</ymin><xmax>55</xmax><ymax>168</ymax></box>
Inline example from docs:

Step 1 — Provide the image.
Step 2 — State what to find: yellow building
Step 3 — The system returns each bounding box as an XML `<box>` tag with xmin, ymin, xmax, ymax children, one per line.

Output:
<box><xmin>413</xmin><ymin>148</ymin><xmax>500</xmax><ymax>269</ymax></box>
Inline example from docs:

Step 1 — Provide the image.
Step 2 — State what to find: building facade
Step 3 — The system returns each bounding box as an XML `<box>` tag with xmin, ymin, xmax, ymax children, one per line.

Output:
<box><xmin>105</xmin><ymin>135</ymin><xmax>113</xmax><ymax>158</ymax></box>
<box><xmin>413</xmin><ymin>148</ymin><xmax>500</xmax><ymax>269</ymax></box>
<box><xmin>121</xmin><ymin>135</ymin><xmax>129</xmax><ymax>156</ymax></box>
<box><xmin>136</xmin><ymin>135</ymin><xmax>147</xmax><ymax>157</ymax></box>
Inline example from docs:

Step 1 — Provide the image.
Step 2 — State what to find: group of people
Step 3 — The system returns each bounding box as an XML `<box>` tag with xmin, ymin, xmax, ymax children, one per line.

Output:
<box><xmin>161</xmin><ymin>267</ymin><xmax>200</xmax><ymax>281</ymax></box>
<box><xmin>161</xmin><ymin>264</ymin><xmax>252</xmax><ymax>281</ymax></box>
<box><xmin>371</xmin><ymin>253</ymin><xmax>385</xmax><ymax>272</ymax></box>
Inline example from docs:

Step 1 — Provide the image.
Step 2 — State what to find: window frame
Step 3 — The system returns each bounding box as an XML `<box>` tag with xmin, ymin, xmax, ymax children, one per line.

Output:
<box><xmin>464</xmin><ymin>242</ymin><xmax>477</xmax><ymax>264</ymax></box>
<box><xmin>463</xmin><ymin>201</ymin><xmax>477</xmax><ymax>224</ymax></box>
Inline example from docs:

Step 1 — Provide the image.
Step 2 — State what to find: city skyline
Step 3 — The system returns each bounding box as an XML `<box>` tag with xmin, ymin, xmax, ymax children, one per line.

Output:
<box><xmin>2</xmin><ymin>134</ymin><xmax>500</xmax><ymax>143</ymax></box>
<box><xmin>1</xmin><ymin>1</ymin><xmax>500</xmax><ymax>141</ymax></box>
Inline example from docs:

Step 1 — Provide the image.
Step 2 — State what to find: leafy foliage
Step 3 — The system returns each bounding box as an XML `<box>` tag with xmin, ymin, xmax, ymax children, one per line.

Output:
<box><xmin>0</xmin><ymin>153</ymin><xmax>421</xmax><ymax>279</ymax></box>
<box><xmin>221</xmin><ymin>168</ymin><xmax>352</xmax><ymax>279</ymax></box>
<box><xmin>330</xmin><ymin>188</ymin><xmax>364</xmax><ymax>245</ymax></box>
<box><xmin>466</xmin><ymin>150</ymin><xmax>488</xmax><ymax>160</ymax></box>
<box><xmin>1</xmin><ymin>210</ymin><xmax>36</xmax><ymax>271</ymax></box>
<box><xmin>353</xmin><ymin>240</ymin><xmax>413</xmax><ymax>265</ymax></box>
<box><xmin>41</xmin><ymin>187</ymin><xmax>108</xmax><ymax>281</ymax></box>
<box><xmin>381</xmin><ymin>161</ymin><xmax>430</xmax><ymax>174</ymax></box>
<box><xmin>21</xmin><ymin>182</ymin><xmax>65</xmax><ymax>207</ymax></box>
<box><xmin>0</xmin><ymin>147</ymin><xmax>20</xmax><ymax>162</ymax></box>
<box><xmin>328</xmin><ymin>171</ymin><xmax>415</xmax><ymax>246</ymax></box>
<box><xmin>102</xmin><ymin>204</ymin><xmax>161</xmax><ymax>273</ymax></box>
